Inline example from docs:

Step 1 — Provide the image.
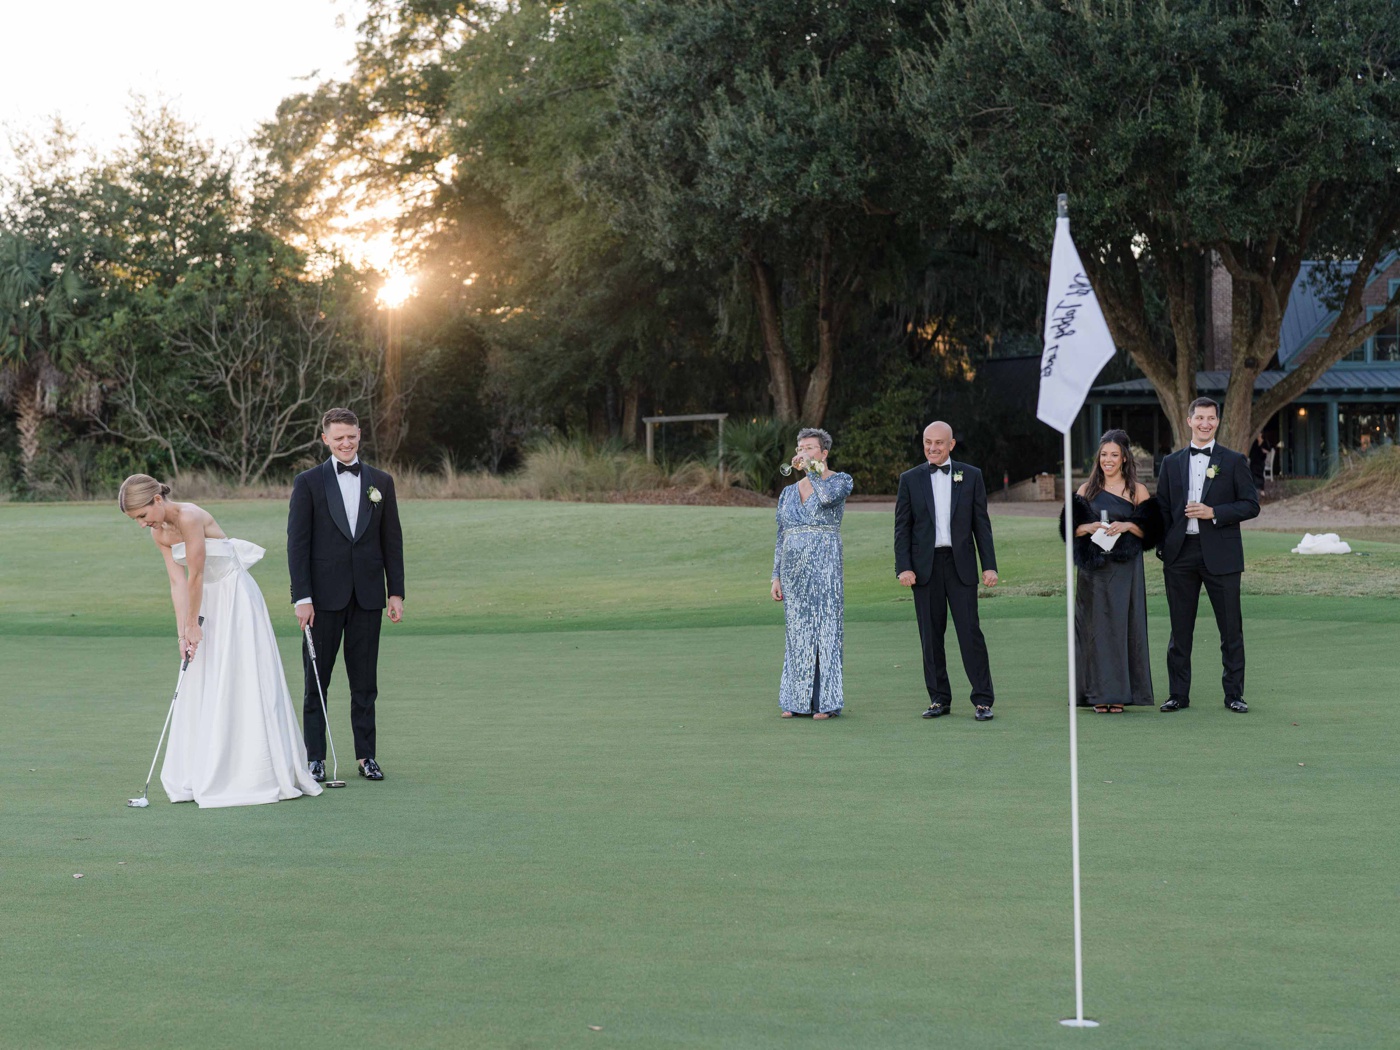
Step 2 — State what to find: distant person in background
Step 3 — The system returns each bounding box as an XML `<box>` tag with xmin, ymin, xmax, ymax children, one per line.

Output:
<box><xmin>894</xmin><ymin>421</ymin><xmax>999</xmax><ymax>721</ymax></box>
<box><xmin>770</xmin><ymin>428</ymin><xmax>853</xmax><ymax>719</ymax></box>
<box><xmin>1155</xmin><ymin>398</ymin><xmax>1260</xmax><ymax>715</ymax></box>
<box><xmin>1248</xmin><ymin>433</ymin><xmax>1273</xmax><ymax>489</ymax></box>
<box><xmin>1060</xmin><ymin>430</ymin><xmax>1161</xmax><ymax>713</ymax></box>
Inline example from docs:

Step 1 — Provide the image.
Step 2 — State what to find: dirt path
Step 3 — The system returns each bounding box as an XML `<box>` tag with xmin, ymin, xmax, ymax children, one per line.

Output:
<box><xmin>1244</xmin><ymin>501</ymin><xmax>1400</xmax><ymax>530</ymax></box>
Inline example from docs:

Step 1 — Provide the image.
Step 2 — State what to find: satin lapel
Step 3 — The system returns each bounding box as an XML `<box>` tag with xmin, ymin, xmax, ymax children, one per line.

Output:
<box><xmin>322</xmin><ymin>460</ymin><xmax>354</xmax><ymax>542</ymax></box>
<box><xmin>948</xmin><ymin>460</ymin><xmax>964</xmax><ymax>521</ymax></box>
<box><xmin>352</xmin><ymin>466</ymin><xmax>374</xmax><ymax>543</ymax></box>
<box><xmin>1176</xmin><ymin>449</ymin><xmax>1191</xmax><ymax>514</ymax></box>
<box><xmin>922</xmin><ymin>463</ymin><xmax>939</xmax><ymax>525</ymax></box>
<box><xmin>1199</xmin><ymin>448</ymin><xmax>1223</xmax><ymax>506</ymax></box>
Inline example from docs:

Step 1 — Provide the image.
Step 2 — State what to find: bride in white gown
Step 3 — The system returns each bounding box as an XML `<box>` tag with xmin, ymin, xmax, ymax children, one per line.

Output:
<box><xmin>119</xmin><ymin>474</ymin><xmax>321</xmax><ymax>807</ymax></box>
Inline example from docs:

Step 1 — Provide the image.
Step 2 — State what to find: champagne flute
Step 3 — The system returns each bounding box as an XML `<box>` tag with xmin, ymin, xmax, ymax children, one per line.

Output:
<box><xmin>780</xmin><ymin>457</ymin><xmax>822</xmax><ymax>477</ymax></box>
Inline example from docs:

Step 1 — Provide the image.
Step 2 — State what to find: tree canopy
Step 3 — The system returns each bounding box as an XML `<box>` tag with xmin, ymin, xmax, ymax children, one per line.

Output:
<box><xmin>596</xmin><ymin>0</ymin><xmax>935</xmax><ymax>425</ymax></box>
<box><xmin>0</xmin><ymin>106</ymin><xmax>381</xmax><ymax>494</ymax></box>
<box><xmin>10</xmin><ymin>0</ymin><xmax>1399</xmax><ymax>497</ymax></box>
<box><xmin>903</xmin><ymin>0</ymin><xmax>1400</xmax><ymax>447</ymax></box>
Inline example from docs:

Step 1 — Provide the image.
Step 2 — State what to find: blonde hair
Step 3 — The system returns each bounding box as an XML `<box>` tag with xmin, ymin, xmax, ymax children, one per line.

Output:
<box><xmin>118</xmin><ymin>474</ymin><xmax>172</xmax><ymax>513</ymax></box>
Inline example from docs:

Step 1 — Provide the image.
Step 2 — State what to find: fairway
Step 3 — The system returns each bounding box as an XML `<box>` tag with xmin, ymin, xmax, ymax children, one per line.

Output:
<box><xmin>4</xmin><ymin>500</ymin><xmax>1398</xmax><ymax>1049</ymax></box>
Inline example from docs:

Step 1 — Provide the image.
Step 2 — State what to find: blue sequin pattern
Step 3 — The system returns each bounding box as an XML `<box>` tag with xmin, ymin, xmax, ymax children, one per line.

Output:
<box><xmin>772</xmin><ymin>471</ymin><xmax>853</xmax><ymax>713</ymax></box>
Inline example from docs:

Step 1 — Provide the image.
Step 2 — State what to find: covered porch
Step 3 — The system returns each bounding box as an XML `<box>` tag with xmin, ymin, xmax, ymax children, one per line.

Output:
<box><xmin>1084</xmin><ymin>368</ymin><xmax>1400</xmax><ymax>477</ymax></box>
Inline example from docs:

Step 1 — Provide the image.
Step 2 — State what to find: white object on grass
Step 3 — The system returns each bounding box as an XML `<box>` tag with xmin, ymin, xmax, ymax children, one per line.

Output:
<box><xmin>1291</xmin><ymin>533</ymin><xmax>1352</xmax><ymax>555</ymax></box>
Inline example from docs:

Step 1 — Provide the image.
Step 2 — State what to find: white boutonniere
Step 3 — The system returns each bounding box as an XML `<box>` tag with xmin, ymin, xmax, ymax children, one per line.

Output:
<box><xmin>1205</xmin><ymin>465</ymin><xmax>1219</xmax><ymax>480</ymax></box>
<box><xmin>953</xmin><ymin>471</ymin><xmax>964</xmax><ymax>483</ymax></box>
<box><xmin>367</xmin><ymin>485</ymin><xmax>383</xmax><ymax>504</ymax></box>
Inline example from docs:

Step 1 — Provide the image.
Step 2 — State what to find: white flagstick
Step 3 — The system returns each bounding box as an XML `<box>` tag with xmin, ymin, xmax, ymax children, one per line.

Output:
<box><xmin>1037</xmin><ymin>193</ymin><xmax>1113</xmax><ymax>1029</ymax></box>
<box><xmin>1059</xmin><ymin>424</ymin><xmax>1096</xmax><ymax>1028</ymax></box>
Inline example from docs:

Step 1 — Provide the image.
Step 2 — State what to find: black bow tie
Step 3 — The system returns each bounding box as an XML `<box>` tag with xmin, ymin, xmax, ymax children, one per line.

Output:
<box><xmin>336</xmin><ymin>461</ymin><xmax>361</xmax><ymax>475</ymax></box>
<box><xmin>1189</xmin><ymin>446</ymin><xmax>1213</xmax><ymax>457</ymax></box>
<box><xmin>932</xmin><ymin>463</ymin><xmax>950</xmax><ymax>475</ymax></box>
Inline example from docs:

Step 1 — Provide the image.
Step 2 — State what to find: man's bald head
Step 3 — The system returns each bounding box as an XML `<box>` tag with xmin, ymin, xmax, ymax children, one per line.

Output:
<box><xmin>923</xmin><ymin>421</ymin><xmax>952</xmax><ymax>442</ymax></box>
<box><xmin>922</xmin><ymin>421</ymin><xmax>955</xmax><ymax>466</ymax></box>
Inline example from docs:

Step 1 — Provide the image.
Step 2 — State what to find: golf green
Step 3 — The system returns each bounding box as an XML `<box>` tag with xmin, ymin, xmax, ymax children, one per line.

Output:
<box><xmin>3</xmin><ymin>501</ymin><xmax>1397</xmax><ymax>1049</ymax></box>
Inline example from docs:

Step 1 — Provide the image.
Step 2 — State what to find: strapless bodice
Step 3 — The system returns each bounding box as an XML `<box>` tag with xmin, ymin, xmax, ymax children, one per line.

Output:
<box><xmin>171</xmin><ymin>537</ymin><xmax>266</xmax><ymax>581</ymax></box>
<box><xmin>1086</xmin><ymin>490</ymin><xmax>1135</xmax><ymax>523</ymax></box>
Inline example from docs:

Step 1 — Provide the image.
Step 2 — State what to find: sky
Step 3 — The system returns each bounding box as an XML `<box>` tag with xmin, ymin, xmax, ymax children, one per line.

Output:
<box><xmin>0</xmin><ymin>0</ymin><xmax>414</xmax><ymax>286</ymax></box>
<box><xmin>0</xmin><ymin>0</ymin><xmax>365</xmax><ymax>168</ymax></box>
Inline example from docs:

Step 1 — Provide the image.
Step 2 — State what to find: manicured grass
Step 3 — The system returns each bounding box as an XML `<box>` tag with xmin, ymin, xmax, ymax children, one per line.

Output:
<box><xmin>2</xmin><ymin>500</ymin><xmax>1397</xmax><ymax>1048</ymax></box>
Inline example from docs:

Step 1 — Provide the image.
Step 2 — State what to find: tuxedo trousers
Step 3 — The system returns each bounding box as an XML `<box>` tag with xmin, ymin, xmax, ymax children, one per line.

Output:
<box><xmin>303</xmin><ymin>600</ymin><xmax>382</xmax><ymax>761</ymax></box>
<box><xmin>1163</xmin><ymin>535</ymin><xmax>1245</xmax><ymax>698</ymax></box>
<box><xmin>913</xmin><ymin>549</ymin><xmax>995</xmax><ymax>706</ymax></box>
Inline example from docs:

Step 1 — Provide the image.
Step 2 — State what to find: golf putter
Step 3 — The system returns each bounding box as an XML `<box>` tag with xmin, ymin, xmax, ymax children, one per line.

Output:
<box><xmin>303</xmin><ymin>624</ymin><xmax>346</xmax><ymax>787</ymax></box>
<box><xmin>128</xmin><ymin>615</ymin><xmax>203</xmax><ymax>808</ymax></box>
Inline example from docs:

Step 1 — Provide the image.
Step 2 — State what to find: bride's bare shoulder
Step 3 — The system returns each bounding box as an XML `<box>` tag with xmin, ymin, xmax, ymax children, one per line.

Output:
<box><xmin>178</xmin><ymin>501</ymin><xmax>227</xmax><ymax>539</ymax></box>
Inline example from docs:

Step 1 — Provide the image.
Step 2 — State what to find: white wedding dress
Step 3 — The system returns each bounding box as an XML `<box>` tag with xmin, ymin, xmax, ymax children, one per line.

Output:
<box><xmin>161</xmin><ymin>538</ymin><xmax>322</xmax><ymax>807</ymax></box>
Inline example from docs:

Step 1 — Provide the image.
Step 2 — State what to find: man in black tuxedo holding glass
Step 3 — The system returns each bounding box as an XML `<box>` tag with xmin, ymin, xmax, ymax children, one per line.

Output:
<box><xmin>894</xmin><ymin>421</ymin><xmax>999</xmax><ymax>721</ymax></box>
<box><xmin>288</xmin><ymin>407</ymin><xmax>405</xmax><ymax>781</ymax></box>
<box><xmin>1155</xmin><ymin>397</ymin><xmax>1259</xmax><ymax>714</ymax></box>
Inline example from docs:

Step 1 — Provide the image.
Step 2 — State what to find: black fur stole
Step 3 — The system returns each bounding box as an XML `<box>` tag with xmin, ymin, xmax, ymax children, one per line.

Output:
<box><xmin>1057</xmin><ymin>493</ymin><xmax>1163</xmax><ymax>570</ymax></box>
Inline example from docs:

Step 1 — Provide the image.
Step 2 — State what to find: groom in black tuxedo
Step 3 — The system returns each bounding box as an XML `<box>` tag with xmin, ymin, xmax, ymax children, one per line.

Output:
<box><xmin>1155</xmin><ymin>397</ymin><xmax>1259</xmax><ymax>714</ymax></box>
<box><xmin>288</xmin><ymin>407</ymin><xmax>405</xmax><ymax>781</ymax></box>
<box><xmin>894</xmin><ymin>421</ymin><xmax>999</xmax><ymax>721</ymax></box>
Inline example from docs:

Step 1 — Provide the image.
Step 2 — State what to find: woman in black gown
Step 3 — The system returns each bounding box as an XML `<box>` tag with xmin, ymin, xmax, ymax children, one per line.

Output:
<box><xmin>1059</xmin><ymin>430</ymin><xmax>1161</xmax><ymax>713</ymax></box>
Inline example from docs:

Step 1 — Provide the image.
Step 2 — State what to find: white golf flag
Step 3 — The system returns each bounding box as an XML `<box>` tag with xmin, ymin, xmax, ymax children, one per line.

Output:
<box><xmin>1037</xmin><ymin>217</ymin><xmax>1116</xmax><ymax>434</ymax></box>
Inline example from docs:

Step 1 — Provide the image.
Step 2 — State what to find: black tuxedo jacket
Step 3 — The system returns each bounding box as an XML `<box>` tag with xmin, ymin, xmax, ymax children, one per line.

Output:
<box><xmin>894</xmin><ymin>460</ymin><xmax>997</xmax><ymax>587</ymax></box>
<box><xmin>287</xmin><ymin>459</ymin><xmax>405</xmax><ymax>611</ymax></box>
<box><xmin>1155</xmin><ymin>444</ymin><xmax>1259</xmax><ymax>575</ymax></box>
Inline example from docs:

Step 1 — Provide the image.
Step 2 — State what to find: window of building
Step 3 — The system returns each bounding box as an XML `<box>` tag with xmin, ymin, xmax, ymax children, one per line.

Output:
<box><xmin>1362</xmin><ymin>279</ymin><xmax>1400</xmax><ymax>363</ymax></box>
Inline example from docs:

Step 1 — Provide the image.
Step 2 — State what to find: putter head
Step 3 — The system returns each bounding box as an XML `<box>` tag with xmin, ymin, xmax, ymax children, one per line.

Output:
<box><xmin>126</xmin><ymin>797</ymin><xmax>150</xmax><ymax>808</ymax></box>
<box><xmin>324</xmin><ymin>780</ymin><xmax>347</xmax><ymax>788</ymax></box>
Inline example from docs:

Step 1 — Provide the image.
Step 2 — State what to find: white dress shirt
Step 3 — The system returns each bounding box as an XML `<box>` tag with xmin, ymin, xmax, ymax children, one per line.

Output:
<box><xmin>1186</xmin><ymin>441</ymin><xmax>1213</xmax><ymax>535</ymax></box>
<box><xmin>336</xmin><ymin>456</ymin><xmax>362</xmax><ymax>535</ymax></box>
<box><xmin>930</xmin><ymin>464</ymin><xmax>953</xmax><ymax>547</ymax></box>
<box><xmin>295</xmin><ymin>457</ymin><xmax>361</xmax><ymax>607</ymax></box>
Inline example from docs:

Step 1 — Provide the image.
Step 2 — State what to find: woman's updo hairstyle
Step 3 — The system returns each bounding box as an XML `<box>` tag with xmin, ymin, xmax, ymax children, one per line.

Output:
<box><xmin>118</xmin><ymin>474</ymin><xmax>172</xmax><ymax>513</ymax></box>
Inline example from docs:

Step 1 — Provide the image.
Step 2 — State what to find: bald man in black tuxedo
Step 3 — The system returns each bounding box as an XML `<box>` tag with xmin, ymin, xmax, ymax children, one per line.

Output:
<box><xmin>894</xmin><ymin>421</ymin><xmax>999</xmax><ymax>721</ymax></box>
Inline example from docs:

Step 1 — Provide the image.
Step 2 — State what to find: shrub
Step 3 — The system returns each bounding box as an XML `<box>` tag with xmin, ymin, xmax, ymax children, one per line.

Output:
<box><xmin>838</xmin><ymin>385</ymin><xmax>927</xmax><ymax>495</ymax></box>
<box><xmin>519</xmin><ymin>438</ymin><xmax>668</xmax><ymax>499</ymax></box>
<box><xmin>668</xmin><ymin>459</ymin><xmax>721</xmax><ymax>493</ymax></box>
<box><xmin>724</xmin><ymin>418</ymin><xmax>796</xmax><ymax>494</ymax></box>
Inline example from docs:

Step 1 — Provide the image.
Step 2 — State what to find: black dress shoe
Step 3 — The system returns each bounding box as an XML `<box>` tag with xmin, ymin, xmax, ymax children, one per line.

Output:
<box><xmin>359</xmin><ymin>757</ymin><xmax>384</xmax><ymax>780</ymax></box>
<box><xmin>922</xmin><ymin>702</ymin><xmax>951</xmax><ymax>718</ymax></box>
<box><xmin>309</xmin><ymin>760</ymin><xmax>326</xmax><ymax>782</ymax></box>
<box><xmin>1160</xmin><ymin>696</ymin><xmax>1190</xmax><ymax>712</ymax></box>
<box><xmin>975</xmin><ymin>706</ymin><xmax>994</xmax><ymax>721</ymax></box>
<box><xmin>1225</xmin><ymin>696</ymin><xmax>1249</xmax><ymax>713</ymax></box>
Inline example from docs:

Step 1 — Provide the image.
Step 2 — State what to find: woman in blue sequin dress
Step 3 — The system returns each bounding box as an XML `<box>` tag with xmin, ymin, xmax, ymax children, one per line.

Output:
<box><xmin>770</xmin><ymin>428</ymin><xmax>854</xmax><ymax>718</ymax></box>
